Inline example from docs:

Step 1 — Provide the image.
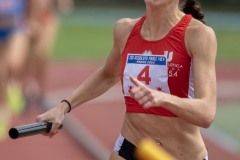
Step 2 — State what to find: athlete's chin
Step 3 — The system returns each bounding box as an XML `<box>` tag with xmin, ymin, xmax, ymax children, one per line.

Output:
<box><xmin>144</xmin><ymin>0</ymin><xmax>173</xmax><ymax>7</ymax></box>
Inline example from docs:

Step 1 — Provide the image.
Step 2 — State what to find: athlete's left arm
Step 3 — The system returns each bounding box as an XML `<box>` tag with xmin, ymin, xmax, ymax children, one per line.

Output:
<box><xmin>130</xmin><ymin>24</ymin><xmax>217</xmax><ymax>128</ymax></box>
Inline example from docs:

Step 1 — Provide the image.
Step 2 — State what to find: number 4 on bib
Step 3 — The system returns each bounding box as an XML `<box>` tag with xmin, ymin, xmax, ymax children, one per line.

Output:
<box><xmin>137</xmin><ymin>66</ymin><xmax>151</xmax><ymax>85</ymax></box>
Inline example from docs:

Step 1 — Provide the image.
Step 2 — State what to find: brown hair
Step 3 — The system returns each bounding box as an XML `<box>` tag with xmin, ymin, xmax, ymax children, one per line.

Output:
<box><xmin>180</xmin><ymin>0</ymin><xmax>205</xmax><ymax>24</ymax></box>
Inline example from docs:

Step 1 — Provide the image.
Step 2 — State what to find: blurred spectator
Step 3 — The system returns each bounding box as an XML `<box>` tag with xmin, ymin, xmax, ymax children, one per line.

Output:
<box><xmin>23</xmin><ymin>0</ymin><xmax>74</xmax><ymax>110</ymax></box>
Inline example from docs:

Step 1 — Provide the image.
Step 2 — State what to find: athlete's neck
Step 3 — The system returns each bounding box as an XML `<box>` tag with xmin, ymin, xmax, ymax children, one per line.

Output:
<box><xmin>143</xmin><ymin>5</ymin><xmax>184</xmax><ymax>40</ymax></box>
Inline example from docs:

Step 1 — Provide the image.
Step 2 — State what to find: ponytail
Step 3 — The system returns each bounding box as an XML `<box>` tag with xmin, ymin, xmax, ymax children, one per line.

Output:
<box><xmin>180</xmin><ymin>0</ymin><xmax>205</xmax><ymax>24</ymax></box>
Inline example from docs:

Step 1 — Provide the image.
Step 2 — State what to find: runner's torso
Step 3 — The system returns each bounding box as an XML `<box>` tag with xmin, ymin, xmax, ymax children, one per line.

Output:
<box><xmin>121</xmin><ymin>14</ymin><xmax>194</xmax><ymax>117</ymax></box>
<box><xmin>120</xmin><ymin>14</ymin><xmax>207</xmax><ymax>160</ymax></box>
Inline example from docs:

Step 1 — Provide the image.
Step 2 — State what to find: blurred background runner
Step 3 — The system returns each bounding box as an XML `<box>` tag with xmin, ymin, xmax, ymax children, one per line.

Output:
<box><xmin>22</xmin><ymin>0</ymin><xmax>73</xmax><ymax>112</ymax></box>
<box><xmin>0</xmin><ymin>0</ymin><xmax>29</xmax><ymax>140</ymax></box>
<box><xmin>0</xmin><ymin>0</ymin><xmax>73</xmax><ymax>141</ymax></box>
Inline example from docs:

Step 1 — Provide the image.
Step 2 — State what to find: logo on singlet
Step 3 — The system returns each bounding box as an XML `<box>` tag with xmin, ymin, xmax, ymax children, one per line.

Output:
<box><xmin>164</xmin><ymin>51</ymin><xmax>173</xmax><ymax>62</ymax></box>
<box><xmin>143</xmin><ymin>50</ymin><xmax>152</xmax><ymax>55</ymax></box>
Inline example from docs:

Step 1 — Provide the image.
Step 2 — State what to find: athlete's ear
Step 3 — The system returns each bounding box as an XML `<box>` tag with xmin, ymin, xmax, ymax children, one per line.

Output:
<box><xmin>130</xmin><ymin>76</ymin><xmax>143</xmax><ymax>87</ymax></box>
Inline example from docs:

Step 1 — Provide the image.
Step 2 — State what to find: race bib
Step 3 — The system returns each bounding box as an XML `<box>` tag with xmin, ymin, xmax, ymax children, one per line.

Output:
<box><xmin>123</xmin><ymin>54</ymin><xmax>170</xmax><ymax>96</ymax></box>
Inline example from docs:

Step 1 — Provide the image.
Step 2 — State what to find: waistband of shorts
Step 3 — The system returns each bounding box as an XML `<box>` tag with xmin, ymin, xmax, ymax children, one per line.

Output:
<box><xmin>114</xmin><ymin>134</ymin><xmax>209</xmax><ymax>160</ymax></box>
<box><xmin>113</xmin><ymin>134</ymin><xmax>137</xmax><ymax>160</ymax></box>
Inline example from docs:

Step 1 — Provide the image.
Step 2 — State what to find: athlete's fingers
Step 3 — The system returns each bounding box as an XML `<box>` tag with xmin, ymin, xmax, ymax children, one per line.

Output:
<box><xmin>36</xmin><ymin>114</ymin><xmax>45</xmax><ymax>122</ymax></box>
<box><xmin>130</xmin><ymin>77</ymin><xmax>149</xmax><ymax>95</ymax></box>
<box><xmin>130</xmin><ymin>76</ymin><xmax>144</xmax><ymax>87</ymax></box>
<box><xmin>138</xmin><ymin>96</ymin><xmax>150</xmax><ymax>106</ymax></box>
<box><xmin>131</xmin><ymin>88</ymin><xmax>145</xmax><ymax>99</ymax></box>
<box><xmin>130</xmin><ymin>77</ymin><xmax>151</xmax><ymax>101</ymax></box>
<box><xmin>131</xmin><ymin>89</ymin><xmax>154</xmax><ymax>108</ymax></box>
<box><xmin>130</xmin><ymin>76</ymin><xmax>157</xmax><ymax>108</ymax></box>
<box><xmin>36</xmin><ymin>115</ymin><xmax>54</xmax><ymax>136</ymax></box>
<box><xmin>36</xmin><ymin>114</ymin><xmax>51</xmax><ymax>125</ymax></box>
<box><xmin>49</xmin><ymin>121</ymin><xmax>62</xmax><ymax>138</ymax></box>
<box><xmin>143</xmin><ymin>100</ymin><xmax>154</xmax><ymax>108</ymax></box>
<box><xmin>36</xmin><ymin>111</ymin><xmax>62</xmax><ymax>138</ymax></box>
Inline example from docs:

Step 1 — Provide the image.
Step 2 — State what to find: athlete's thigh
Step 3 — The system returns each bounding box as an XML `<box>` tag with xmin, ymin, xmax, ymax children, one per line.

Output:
<box><xmin>33</xmin><ymin>18</ymin><xmax>58</xmax><ymax>56</ymax></box>
<box><xmin>109</xmin><ymin>152</ymin><xmax>125</xmax><ymax>160</ymax></box>
<box><xmin>6</xmin><ymin>32</ymin><xmax>29</xmax><ymax>69</ymax></box>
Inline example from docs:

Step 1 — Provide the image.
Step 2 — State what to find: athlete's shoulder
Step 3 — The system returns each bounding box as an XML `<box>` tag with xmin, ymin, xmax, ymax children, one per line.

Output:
<box><xmin>114</xmin><ymin>17</ymin><xmax>141</xmax><ymax>30</ymax></box>
<box><xmin>113</xmin><ymin>17</ymin><xmax>141</xmax><ymax>37</ymax></box>
<box><xmin>113</xmin><ymin>17</ymin><xmax>141</xmax><ymax>49</ymax></box>
<box><xmin>187</xmin><ymin>18</ymin><xmax>216</xmax><ymax>40</ymax></box>
<box><xmin>186</xmin><ymin>18</ymin><xmax>217</xmax><ymax>57</ymax></box>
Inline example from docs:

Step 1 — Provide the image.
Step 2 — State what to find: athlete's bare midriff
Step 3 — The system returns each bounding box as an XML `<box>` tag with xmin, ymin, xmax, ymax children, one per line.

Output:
<box><xmin>121</xmin><ymin>112</ymin><xmax>207</xmax><ymax>160</ymax></box>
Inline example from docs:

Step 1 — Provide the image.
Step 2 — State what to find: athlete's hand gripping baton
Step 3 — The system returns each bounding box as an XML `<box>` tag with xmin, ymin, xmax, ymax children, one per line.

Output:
<box><xmin>9</xmin><ymin>122</ymin><xmax>63</xmax><ymax>139</ymax></box>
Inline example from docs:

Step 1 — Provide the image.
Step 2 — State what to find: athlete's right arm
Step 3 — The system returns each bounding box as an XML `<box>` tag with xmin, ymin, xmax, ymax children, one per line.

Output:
<box><xmin>64</xmin><ymin>18</ymin><xmax>135</xmax><ymax>113</ymax></box>
<box><xmin>36</xmin><ymin>18</ymin><xmax>135</xmax><ymax>138</ymax></box>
